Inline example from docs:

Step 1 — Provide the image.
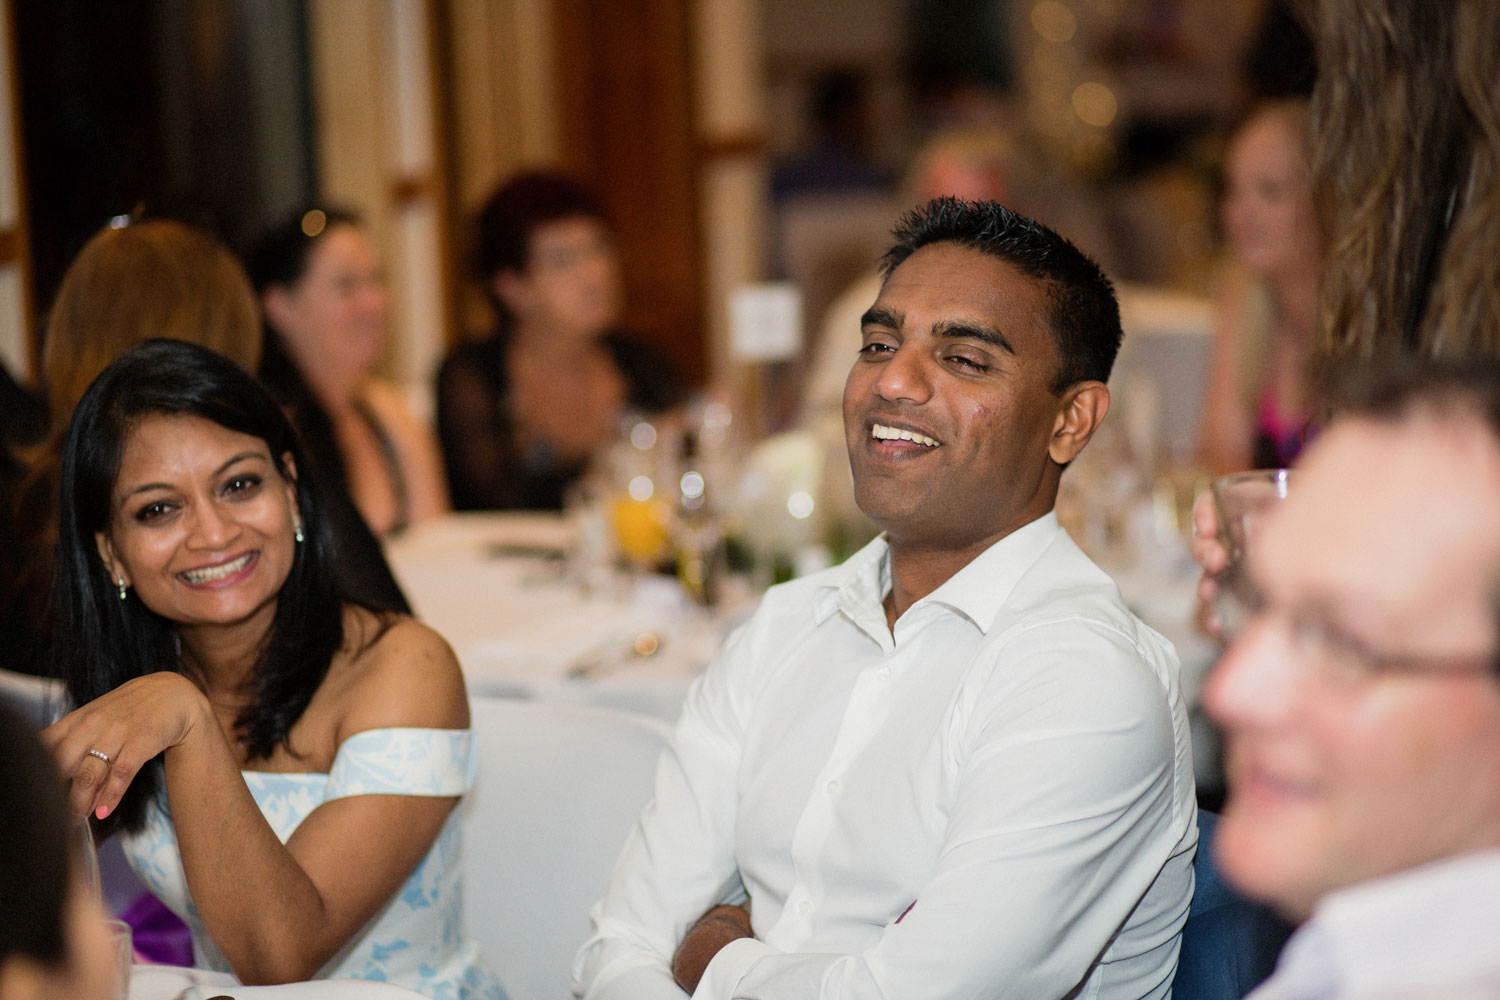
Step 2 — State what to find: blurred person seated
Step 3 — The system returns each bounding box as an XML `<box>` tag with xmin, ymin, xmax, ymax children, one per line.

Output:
<box><xmin>0</xmin><ymin>703</ymin><xmax>120</xmax><ymax>1000</ymax></box>
<box><xmin>436</xmin><ymin>171</ymin><xmax>683</xmax><ymax>511</ymax></box>
<box><xmin>800</xmin><ymin>127</ymin><xmax>1022</xmax><ymax>434</ymax></box>
<box><xmin>769</xmin><ymin>68</ymin><xmax>892</xmax><ymax>202</ymax></box>
<box><xmin>1197</xmin><ymin>359</ymin><xmax>1500</xmax><ymax>998</ymax></box>
<box><xmin>1196</xmin><ymin>102</ymin><xmax>1321</xmax><ymax>475</ymax></box>
<box><xmin>41</xmin><ymin>340</ymin><xmax>503</xmax><ymax>998</ymax></box>
<box><xmin>249</xmin><ymin>208</ymin><xmax>450</xmax><ymax>537</ymax></box>
<box><xmin>0</xmin><ymin>360</ymin><xmax>47</xmax><ymax>672</ymax></box>
<box><xmin>575</xmin><ymin>200</ymin><xmax>1195</xmax><ymax>1000</ymax></box>
<box><xmin>4</xmin><ymin>218</ymin><xmax>270</xmax><ymax>677</ymax></box>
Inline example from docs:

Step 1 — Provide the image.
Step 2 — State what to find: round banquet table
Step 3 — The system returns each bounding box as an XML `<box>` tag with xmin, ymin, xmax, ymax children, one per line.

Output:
<box><xmin>385</xmin><ymin>512</ymin><xmax>1224</xmax><ymax>788</ymax></box>
<box><xmin>384</xmin><ymin>512</ymin><xmax>749</xmax><ymax>722</ymax></box>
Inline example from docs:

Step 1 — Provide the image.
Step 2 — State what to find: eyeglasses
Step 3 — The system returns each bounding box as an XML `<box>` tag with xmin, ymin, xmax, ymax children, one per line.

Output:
<box><xmin>1218</xmin><ymin>575</ymin><xmax>1498</xmax><ymax>688</ymax></box>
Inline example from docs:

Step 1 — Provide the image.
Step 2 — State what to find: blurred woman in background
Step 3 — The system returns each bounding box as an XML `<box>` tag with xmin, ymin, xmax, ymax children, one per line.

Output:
<box><xmin>4</xmin><ymin>219</ymin><xmax>263</xmax><ymax>676</ymax></box>
<box><xmin>42</xmin><ymin>340</ymin><xmax>502</xmax><ymax>998</ymax></box>
<box><xmin>1196</xmin><ymin>101</ymin><xmax>1321</xmax><ymax>474</ymax></box>
<box><xmin>0</xmin><ymin>703</ymin><xmax>119</xmax><ymax>1000</ymax></box>
<box><xmin>249</xmin><ymin>208</ymin><xmax>449</xmax><ymax>537</ymax></box>
<box><xmin>436</xmin><ymin>171</ymin><xmax>682</xmax><ymax>511</ymax></box>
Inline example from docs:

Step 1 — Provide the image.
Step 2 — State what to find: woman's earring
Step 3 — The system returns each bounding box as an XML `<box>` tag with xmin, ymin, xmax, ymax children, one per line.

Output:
<box><xmin>116</xmin><ymin>576</ymin><xmax>128</xmax><ymax>601</ymax></box>
<box><xmin>293</xmin><ymin>515</ymin><xmax>305</xmax><ymax>544</ymax></box>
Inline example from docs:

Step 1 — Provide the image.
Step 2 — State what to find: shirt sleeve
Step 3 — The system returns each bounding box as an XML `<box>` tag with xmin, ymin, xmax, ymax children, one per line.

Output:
<box><xmin>573</xmin><ymin>620</ymin><xmax>763</xmax><ymax>1000</ymax></box>
<box><xmin>699</xmin><ymin>618</ymin><xmax>1192</xmax><ymax>1000</ymax></box>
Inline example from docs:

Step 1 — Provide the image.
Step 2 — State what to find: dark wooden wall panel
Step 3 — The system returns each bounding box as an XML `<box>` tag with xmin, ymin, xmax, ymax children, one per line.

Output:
<box><xmin>552</xmin><ymin>0</ymin><xmax>706</xmax><ymax>385</ymax></box>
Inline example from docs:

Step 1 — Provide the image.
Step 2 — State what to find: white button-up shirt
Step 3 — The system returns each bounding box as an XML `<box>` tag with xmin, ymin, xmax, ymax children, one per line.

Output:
<box><xmin>1247</xmin><ymin>849</ymin><xmax>1500</xmax><ymax>1000</ymax></box>
<box><xmin>575</xmin><ymin>513</ymin><xmax>1197</xmax><ymax>1000</ymax></box>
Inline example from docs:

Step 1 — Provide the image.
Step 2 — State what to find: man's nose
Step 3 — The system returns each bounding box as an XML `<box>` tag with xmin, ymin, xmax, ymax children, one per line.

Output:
<box><xmin>1203</xmin><ymin>615</ymin><xmax>1302</xmax><ymax>732</ymax></box>
<box><xmin>873</xmin><ymin>345</ymin><xmax>933</xmax><ymax>404</ymax></box>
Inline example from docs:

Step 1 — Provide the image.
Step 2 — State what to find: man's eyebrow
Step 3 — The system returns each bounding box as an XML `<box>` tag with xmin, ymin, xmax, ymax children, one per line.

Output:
<box><xmin>860</xmin><ymin>305</ymin><xmax>902</xmax><ymax>330</ymax></box>
<box><xmin>932</xmin><ymin>319</ymin><xmax>1014</xmax><ymax>354</ymax></box>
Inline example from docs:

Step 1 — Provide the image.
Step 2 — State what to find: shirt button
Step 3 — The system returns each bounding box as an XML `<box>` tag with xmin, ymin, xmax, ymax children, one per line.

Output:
<box><xmin>797</xmin><ymin>898</ymin><xmax>811</xmax><ymax>915</ymax></box>
<box><xmin>825</xmin><ymin>779</ymin><xmax>840</xmax><ymax>795</ymax></box>
<box><xmin>877</xmin><ymin>667</ymin><xmax>892</xmax><ymax>681</ymax></box>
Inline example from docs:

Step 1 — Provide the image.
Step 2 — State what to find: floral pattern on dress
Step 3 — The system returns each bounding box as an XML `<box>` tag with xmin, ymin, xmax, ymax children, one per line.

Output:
<box><xmin>119</xmin><ymin>727</ymin><xmax>506</xmax><ymax>1000</ymax></box>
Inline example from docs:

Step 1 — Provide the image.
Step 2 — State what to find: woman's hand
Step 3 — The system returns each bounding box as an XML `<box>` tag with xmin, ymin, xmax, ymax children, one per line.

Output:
<box><xmin>40</xmin><ymin>672</ymin><xmax>212</xmax><ymax>822</ymax></box>
<box><xmin>1191</xmin><ymin>489</ymin><xmax>1228</xmax><ymax>639</ymax></box>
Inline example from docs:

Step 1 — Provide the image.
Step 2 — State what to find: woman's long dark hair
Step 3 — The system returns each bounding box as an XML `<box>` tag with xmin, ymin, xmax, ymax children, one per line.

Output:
<box><xmin>50</xmin><ymin>339</ymin><xmax>347</xmax><ymax>834</ymax></box>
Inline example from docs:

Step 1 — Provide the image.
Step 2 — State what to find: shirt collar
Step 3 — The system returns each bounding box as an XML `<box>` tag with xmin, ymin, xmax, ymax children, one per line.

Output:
<box><xmin>1278</xmin><ymin>848</ymin><xmax>1500</xmax><ymax>996</ymax></box>
<box><xmin>811</xmin><ymin>511</ymin><xmax>1065</xmax><ymax>634</ymax></box>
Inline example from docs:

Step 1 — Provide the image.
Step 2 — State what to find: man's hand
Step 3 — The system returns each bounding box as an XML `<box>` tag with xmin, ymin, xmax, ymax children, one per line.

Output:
<box><xmin>671</xmin><ymin>904</ymin><xmax>753</xmax><ymax>994</ymax></box>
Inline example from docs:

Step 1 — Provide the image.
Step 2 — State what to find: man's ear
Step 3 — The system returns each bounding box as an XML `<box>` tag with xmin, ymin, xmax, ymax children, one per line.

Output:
<box><xmin>1049</xmin><ymin>381</ymin><xmax>1110</xmax><ymax>466</ymax></box>
<box><xmin>95</xmin><ymin>531</ymin><xmax>127</xmax><ymax>590</ymax></box>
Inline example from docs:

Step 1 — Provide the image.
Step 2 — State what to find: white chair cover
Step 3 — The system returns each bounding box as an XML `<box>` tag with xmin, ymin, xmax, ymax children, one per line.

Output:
<box><xmin>0</xmin><ymin>666</ymin><xmax>65</xmax><ymax>729</ymax></box>
<box><xmin>461</xmin><ymin>697</ymin><xmax>672</xmax><ymax>1000</ymax></box>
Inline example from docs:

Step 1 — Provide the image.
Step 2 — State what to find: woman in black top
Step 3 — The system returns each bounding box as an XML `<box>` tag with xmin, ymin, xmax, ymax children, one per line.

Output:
<box><xmin>437</xmin><ymin>172</ymin><xmax>682</xmax><ymax>511</ymax></box>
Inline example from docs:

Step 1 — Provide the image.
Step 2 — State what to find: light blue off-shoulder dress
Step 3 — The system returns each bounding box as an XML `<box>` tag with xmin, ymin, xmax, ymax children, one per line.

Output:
<box><xmin>119</xmin><ymin>727</ymin><xmax>507</xmax><ymax>1000</ymax></box>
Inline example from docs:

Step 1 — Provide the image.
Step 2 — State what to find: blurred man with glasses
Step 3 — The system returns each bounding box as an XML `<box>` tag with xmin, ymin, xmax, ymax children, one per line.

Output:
<box><xmin>1202</xmin><ymin>359</ymin><xmax>1500</xmax><ymax>999</ymax></box>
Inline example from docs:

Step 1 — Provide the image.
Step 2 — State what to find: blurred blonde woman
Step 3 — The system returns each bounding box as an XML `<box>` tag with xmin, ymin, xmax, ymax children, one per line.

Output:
<box><xmin>1197</xmin><ymin>101</ymin><xmax>1321</xmax><ymax>475</ymax></box>
<box><xmin>4</xmin><ymin>220</ymin><xmax>263</xmax><ymax>676</ymax></box>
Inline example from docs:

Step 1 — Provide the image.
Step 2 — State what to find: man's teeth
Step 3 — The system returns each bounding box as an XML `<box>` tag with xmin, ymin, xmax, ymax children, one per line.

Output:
<box><xmin>872</xmin><ymin>423</ymin><xmax>940</xmax><ymax>447</ymax></box>
<box><xmin>181</xmin><ymin>553</ymin><xmax>252</xmax><ymax>584</ymax></box>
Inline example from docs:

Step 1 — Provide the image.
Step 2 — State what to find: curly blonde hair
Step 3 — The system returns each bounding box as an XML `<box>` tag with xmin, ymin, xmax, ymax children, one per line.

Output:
<box><xmin>1308</xmin><ymin>0</ymin><xmax>1500</xmax><ymax>371</ymax></box>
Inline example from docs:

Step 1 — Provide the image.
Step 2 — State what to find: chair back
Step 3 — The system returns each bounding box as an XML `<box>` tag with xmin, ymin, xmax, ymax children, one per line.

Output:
<box><xmin>0</xmin><ymin>667</ymin><xmax>65</xmax><ymax>729</ymax></box>
<box><xmin>461</xmin><ymin>697</ymin><xmax>672</xmax><ymax>1000</ymax></box>
<box><xmin>1173</xmin><ymin>809</ymin><xmax>1294</xmax><ymax>1000</ymax></box>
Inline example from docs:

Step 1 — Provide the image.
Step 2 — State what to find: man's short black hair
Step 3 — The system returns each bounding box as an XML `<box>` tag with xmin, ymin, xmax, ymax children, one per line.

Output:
<box><xmin>881</xmin><ymin>197</ymin><xmax>1122</xmax><ymax>392</ymax></box>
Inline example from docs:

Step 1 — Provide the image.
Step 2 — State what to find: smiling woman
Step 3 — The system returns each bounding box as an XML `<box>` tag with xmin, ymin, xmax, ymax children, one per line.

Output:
<box><xmin>40</xmin><ymin>340</ymin><xmax>506</xmax><ymax>998</ymax></box>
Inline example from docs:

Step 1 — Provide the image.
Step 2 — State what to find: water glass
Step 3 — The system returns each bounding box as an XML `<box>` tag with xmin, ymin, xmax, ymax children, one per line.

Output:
<box><xmin>105</xmin><ymin>917</ymin><xmax>132</xmax><ymax>1000</ymax></box>
<box><xmin>1210</xmin><ymin>468</ymin><xmax>1293</xmax><ymax>634</ymax></box>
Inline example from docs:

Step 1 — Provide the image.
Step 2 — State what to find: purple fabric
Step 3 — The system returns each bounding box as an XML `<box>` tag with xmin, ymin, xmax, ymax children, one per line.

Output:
<box><xmin>119</xmin><ymin>891</ymin><xmax>193</xmax><ymax>966</ymax></box>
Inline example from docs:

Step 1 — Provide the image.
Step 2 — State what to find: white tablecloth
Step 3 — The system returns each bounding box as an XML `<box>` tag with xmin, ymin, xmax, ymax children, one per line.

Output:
<box><xmin>385</xmin><ymin>513</ymin><xmax>744</xmax><ymax>722</ymax></box>
<box><xmin>129</xmin><ymin>965</ymin><xmax>426</xmax><ymax>999</ymax></box>
<box><xmin>386</xmin><ymin>513</ymin><xmax>1224</xmax><ymax>786</ymax></box>
<box><xmin>129</xmin><ymin>964</ymin><xmax>236</xmax><ymax>1000</ymax></box>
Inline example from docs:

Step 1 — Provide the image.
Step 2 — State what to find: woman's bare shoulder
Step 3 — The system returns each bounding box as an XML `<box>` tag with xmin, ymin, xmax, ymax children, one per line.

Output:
<box><xmin>330</xmin><ymin>606</ymin><xmax>469</xmax><ymax>740</ymax></box>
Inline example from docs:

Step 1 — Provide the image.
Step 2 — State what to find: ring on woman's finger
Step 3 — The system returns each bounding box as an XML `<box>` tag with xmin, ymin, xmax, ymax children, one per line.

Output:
<box><xmin>85</xmin><ymin>748</ymin><xmax>112</xmax><ymax>764</ymax></box>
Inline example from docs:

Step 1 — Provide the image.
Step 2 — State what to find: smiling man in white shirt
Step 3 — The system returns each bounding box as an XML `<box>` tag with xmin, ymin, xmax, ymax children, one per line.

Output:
<box><xmin>1200</xmin><ymin>360</ymin><xmax>1500</xmax><ymax>1000</ymax></box>
<box><xmin>574</xmin><ymin>198</ymin><xmax>1197</xmax><ymax>1000</ymax></box>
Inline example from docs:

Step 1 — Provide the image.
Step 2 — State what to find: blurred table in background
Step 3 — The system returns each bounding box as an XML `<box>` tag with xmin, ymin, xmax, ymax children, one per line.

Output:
<box><xmin>385</xmin><ymin>513</ymin><xmax>747</xmax><ymax>722</ymax></box>
<box><xmin>388</xmin><ymin>511</ymin><xmax>1224</xmax><ymax>791</ymax></box>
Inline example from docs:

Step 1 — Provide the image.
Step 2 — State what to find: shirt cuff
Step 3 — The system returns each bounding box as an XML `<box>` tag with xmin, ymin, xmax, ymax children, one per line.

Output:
<box><xmin>693</xmin><ymin>936</ymin><xmax>777</xmax><ymax>1000</ymax></box>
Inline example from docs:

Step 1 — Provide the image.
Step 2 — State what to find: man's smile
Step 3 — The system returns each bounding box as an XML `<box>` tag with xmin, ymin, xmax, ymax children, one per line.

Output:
<box><xmin>870</xmin><ymin>422</ymin><xmax>942</xmax><ymax>448</ymax></box>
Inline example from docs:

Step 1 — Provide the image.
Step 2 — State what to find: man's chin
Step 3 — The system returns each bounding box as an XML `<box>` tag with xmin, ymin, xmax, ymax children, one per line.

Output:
<box><xmin>1214</xmin><ymin>797</ymin><xmax>1325</xmax><ymax>921</ymax></box>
